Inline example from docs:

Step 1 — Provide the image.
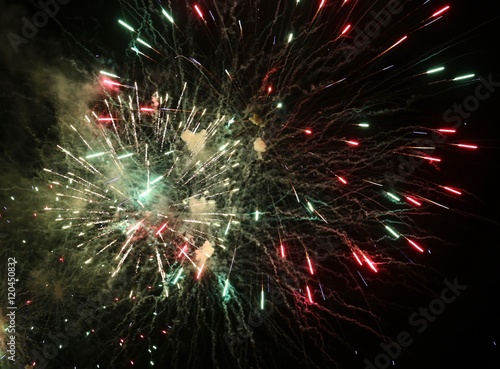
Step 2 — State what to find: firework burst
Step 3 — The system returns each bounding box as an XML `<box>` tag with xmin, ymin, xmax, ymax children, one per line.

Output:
<box><xmin>1</xmin><ymin>0</ymin><xmax>490</xmax><ymax>368</ymax></box>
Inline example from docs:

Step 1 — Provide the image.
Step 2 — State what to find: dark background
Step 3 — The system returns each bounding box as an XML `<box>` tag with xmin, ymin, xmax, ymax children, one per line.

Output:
<box><xmin>1</xmin><ymin>0</ymin><xmax>499</xmax><ymax>368</ymax></box>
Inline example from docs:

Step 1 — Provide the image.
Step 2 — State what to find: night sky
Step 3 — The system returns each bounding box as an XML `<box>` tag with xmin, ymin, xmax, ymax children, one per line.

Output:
<box><xmin>1</xmin><ymin>1</ymin><xmax>500</xmax><ymax>369</ymax></box>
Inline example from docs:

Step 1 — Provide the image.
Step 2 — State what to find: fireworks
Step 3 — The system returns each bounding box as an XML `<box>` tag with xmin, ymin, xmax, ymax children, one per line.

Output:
<box><xmin>0</xmin><ymin>0</ymin><xmax>493</xmax><ymax>368</ymax></box>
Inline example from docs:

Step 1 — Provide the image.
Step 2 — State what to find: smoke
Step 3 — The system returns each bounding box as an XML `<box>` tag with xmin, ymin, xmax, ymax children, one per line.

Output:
<box><xmin>253</xmin><ymin>137</ymin><xmax>266</xmax><ymax>159</ymax></box>
<box><xmin>194</xmin><ymin>239</ymin><xmax>214</xmax><ymax>267</ymax></box>
<box><xmin>0</xmin><ymin>0</ymin><xmax>99</xmax><ymax>178</ymax></box>
<box><xmin>188</xmin><ymin>196</ymin><xmax>216</xmax><ymax>214</ymax></box>
<box><xmin>181</xmin><ymin>129</ymin><xmax>208</xmax><ymax>155</ymax></box>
